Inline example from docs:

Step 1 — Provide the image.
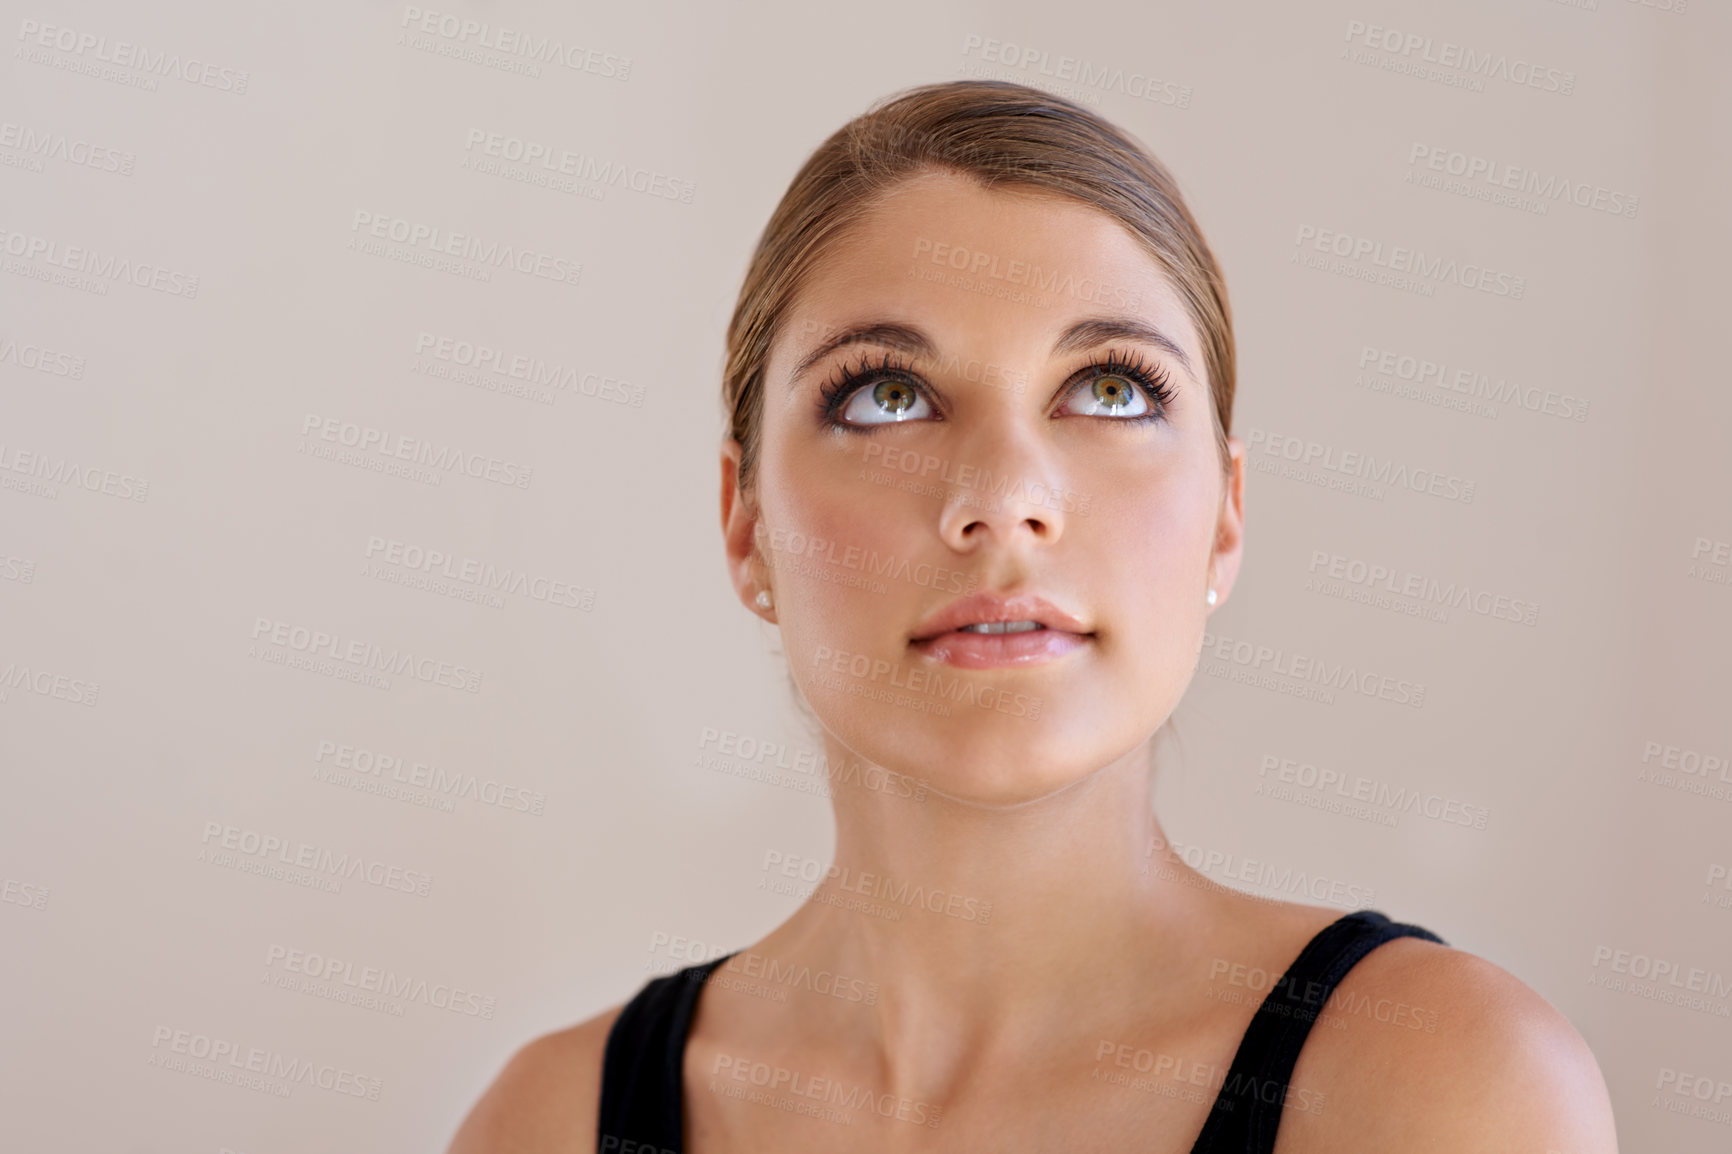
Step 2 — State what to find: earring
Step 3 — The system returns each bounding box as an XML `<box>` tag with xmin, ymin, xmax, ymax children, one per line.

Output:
<box><xmin>1206</xmin><ymin>588</ymin><xmax>1217</xmax><ymax>606</ymax></box>
<box><xmin>755</xmin><ymin>589</ymin><xmax>773</xmax><ymax>610</ymax></box>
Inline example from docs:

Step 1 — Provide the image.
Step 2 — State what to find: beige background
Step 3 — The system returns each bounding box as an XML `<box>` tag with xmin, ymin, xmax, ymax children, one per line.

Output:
<box><xmin>2</xmin><ymin>0</ymin><xmax>1729</xmax><ymax>1149</ymax></box>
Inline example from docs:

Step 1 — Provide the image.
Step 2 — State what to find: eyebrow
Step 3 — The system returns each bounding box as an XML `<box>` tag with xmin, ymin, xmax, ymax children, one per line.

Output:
<box><xmin>1051</xmin><ymin>317</ymin><xmax>1197</xmax><ymax>378</ymax></box>
<box><xmin>790</xmin><ymin>323</ymin><xmax>936</xmax><ymax>386</ymax></box>
<box><xmin>787</xmin><ymin>315</ymin><xmax>1197</xmax><ymax>388</ymax></box>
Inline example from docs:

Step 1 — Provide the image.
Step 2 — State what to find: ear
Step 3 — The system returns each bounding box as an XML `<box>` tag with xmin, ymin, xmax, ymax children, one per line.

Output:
<box><xmin>1206</xmin><ymin>435</ymin><xmax>1246</xmax><ymax>610</ymax></box>
<box><xmin>720</xmin><ymin>438</ymin><xmax>774</xmax><ymax>622</ymax></box>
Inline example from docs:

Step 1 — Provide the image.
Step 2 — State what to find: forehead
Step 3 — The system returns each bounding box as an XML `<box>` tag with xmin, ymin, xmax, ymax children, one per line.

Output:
<box><xmin>778</xmin><ymin>169</ymin><xmax>1204</xmax><ymax>380</ymax></box>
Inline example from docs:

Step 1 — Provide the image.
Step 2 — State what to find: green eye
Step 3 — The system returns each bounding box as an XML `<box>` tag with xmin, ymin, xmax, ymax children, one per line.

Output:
<box><xmin>1092</xmin><ymin>375</ymin><xmax>1135</xmax><ymax>408</ymax></box>
<box><xmin>827</xmin><ymin>366</ymin><xmax>934</xmax><ymax>426</ymax></box>
<box><xmin>1059</xmin><ymin>366</ymin><xmax>1158</xmax><ymax>420</ymax></box>
<box><xmin>873</xmin><ymin>380</ymin><xmax>917</xmax><ymax>413</ymax></box>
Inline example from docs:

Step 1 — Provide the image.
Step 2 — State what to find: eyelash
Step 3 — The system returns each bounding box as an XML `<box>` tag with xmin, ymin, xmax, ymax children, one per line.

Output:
<box><xmin>815</xmin><ymin>348</ymin><xmax>1177</xmax><ymax>431</ymax></box>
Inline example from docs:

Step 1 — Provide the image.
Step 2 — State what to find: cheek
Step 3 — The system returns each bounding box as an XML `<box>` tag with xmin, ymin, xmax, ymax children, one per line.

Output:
<box><xmin>1084</xmin><ymin>457</ymin><xmax>1218</xmax><ymax>585</ymax></box>
<box><xmin>759</xmin><ymin>458</ymin><xmax>933</xmax><ymax>659</ymax></box>
<box><xmin>1080</xmin><ymin>466</ymin><xmax>1218</xmax><ymax>669</ymax></box>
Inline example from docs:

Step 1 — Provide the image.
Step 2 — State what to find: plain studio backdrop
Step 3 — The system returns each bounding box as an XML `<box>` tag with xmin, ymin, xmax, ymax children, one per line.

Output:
<box><xmin>2</xmin><ymin>0</ymin><xmax>1728</xmax><ymax>1149</ymax></box>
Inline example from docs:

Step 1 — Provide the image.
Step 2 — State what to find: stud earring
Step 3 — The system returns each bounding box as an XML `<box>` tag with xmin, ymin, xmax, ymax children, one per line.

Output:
<box><xmin>755</xmin><ymin>589</ymin><xmax>773</xmax><ymax>610</ymax></box>
<box><xmin>1206</xmin><ymin>588</ymin><xmax>1218</xmax><ymax>606</ymax></box>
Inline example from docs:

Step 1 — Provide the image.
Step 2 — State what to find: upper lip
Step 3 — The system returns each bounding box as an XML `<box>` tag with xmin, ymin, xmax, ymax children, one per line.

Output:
<box><xmin>909</xmin><ymin>593</ymin><xmax>1093</xmax><ymax>642</ymax></box>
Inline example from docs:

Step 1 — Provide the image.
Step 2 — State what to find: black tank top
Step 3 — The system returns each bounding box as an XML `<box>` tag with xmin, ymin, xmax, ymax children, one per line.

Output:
<box><xmin>597</xmin><ymin>909</ymin><xmax>1443</xmax><ymax>1153</ymax></box>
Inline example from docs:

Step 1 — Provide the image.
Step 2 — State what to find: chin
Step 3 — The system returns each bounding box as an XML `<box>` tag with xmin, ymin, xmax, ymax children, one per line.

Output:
<box><xmin>874</xmin><ymin>717</ymin><xmax>1116</xmax><ymax>807</ymax></box>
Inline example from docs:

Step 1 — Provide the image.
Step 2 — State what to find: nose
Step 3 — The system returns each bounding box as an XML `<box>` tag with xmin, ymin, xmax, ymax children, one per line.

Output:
<box><xmin>935</xmin><ymin>431</ymin><xmax>1069</xmax><ymax>552</ymax></box>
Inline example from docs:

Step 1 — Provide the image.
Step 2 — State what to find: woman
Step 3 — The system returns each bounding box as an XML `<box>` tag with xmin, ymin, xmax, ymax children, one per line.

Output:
<box><xmin>448</xmin><ymin>80</ymin><xmax>1617</xmax><ymax>1154</ymax></box>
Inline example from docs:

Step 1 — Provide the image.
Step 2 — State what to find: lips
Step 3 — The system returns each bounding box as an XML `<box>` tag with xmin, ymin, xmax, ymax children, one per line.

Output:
<box><xmin>909</xmin><ymin>592</ymin><xmax>1094</xmax><ymax>669</ymax></box>
<box><xmin>909</xmin><ymin>592</ymin><xmax>1092</xmax><ymax>642</ymax></box>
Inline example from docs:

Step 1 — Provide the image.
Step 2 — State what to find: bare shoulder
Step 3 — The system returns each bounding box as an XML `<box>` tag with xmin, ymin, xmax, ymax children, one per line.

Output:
<box><xmin>1281</xmin><ymin>937</ymin><xmax>1618</xmax><ymax>1154</ymax></box>
<box><xmin>444</xmin><ymin>1004</ymin><xmax>623</xmax><ymax>1154</ymax></box>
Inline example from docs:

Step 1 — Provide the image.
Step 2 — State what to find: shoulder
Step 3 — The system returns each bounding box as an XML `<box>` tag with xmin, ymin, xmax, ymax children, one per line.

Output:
<box><xmin>444</xmin><ymin>1003</ymin><xmax>624</xmax><ymax>1154</ymax></box>
<box><xmin>1280</xmin><ymin>934</ymin><xmax>1617</xmax><ymax>1154</ymax></box>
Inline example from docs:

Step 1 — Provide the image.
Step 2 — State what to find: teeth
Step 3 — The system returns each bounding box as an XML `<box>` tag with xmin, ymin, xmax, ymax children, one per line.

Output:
<box><xmin>957</xmin><ymin>621</ymin><xmax>1044</xmax><ymax>634</ymax></box>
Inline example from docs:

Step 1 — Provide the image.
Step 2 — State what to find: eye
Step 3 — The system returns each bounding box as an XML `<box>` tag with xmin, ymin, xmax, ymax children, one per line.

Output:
<box><xmin>1059</xmin><ymin>371</ymin><xmax>1152</xmax><ymax>418</ymax></box>
<box><xmin>818</xmin><ymin>354</ymin><xmax>939</xmax><ymax>429</ymax></box>
<box><xmin>1055</xmin><ymin>353</ymin><xmax>1175</xmax><ymax>424</ymax></box>
<box><xmin>839</xmin><ymin>377</ymin><xmax>934</xmax><ymax>425</ymax></box>
<box><xmin>816</xmin><ymin>347</ymin><xmax>1174</xmax><ymax>431</ymax></box>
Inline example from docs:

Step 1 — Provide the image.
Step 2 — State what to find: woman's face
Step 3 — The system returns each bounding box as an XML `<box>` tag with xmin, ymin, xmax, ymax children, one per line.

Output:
<box><xmin>723</xmin><ymin>169</ymin><xmax>1244</xmax><ymax>806</ymax></box>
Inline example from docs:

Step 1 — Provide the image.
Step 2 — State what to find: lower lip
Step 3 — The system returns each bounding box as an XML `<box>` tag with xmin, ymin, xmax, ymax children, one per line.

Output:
<box><xmin>910</xmin><ymin>627</ymin><xmax>1092</xmax><ymax>669</ymax></box>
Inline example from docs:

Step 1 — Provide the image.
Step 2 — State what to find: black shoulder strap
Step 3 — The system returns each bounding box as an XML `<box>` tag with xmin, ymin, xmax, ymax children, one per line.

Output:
<box><xmin>1188</xmin><ymin>910</ymin><xmax>1445</xmax><ymax>1154</ymax></box>
<box><xmin>597</xmin><ymin>953</ymin><xmax>736</xmax><ymax>1154</ymax></box>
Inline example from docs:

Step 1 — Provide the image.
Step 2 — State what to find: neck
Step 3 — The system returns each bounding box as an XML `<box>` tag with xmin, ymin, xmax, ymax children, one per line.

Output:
<box><xmin>761</xmin><ymin>736</ymin><xmax>1229</xmax><ymax>1103</ymax></box>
